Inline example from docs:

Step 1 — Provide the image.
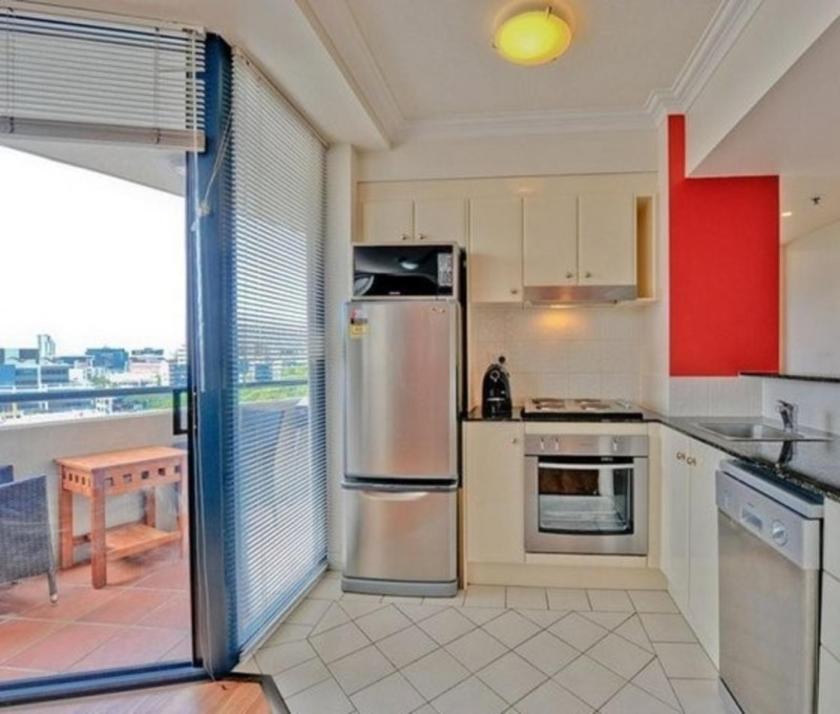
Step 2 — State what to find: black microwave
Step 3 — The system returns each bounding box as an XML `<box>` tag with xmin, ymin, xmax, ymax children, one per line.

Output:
<box><xmin>352</xmin><ymin>243</ymin><xmax>461</xmax><ymax>298</ymax></box>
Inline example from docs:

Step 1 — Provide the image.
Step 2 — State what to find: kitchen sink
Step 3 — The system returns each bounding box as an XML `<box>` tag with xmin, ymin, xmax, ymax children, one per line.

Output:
<box><xmin>695</xmin><ymin>421</ymin><xmax>830</xmax><ymax>442</ymax></box>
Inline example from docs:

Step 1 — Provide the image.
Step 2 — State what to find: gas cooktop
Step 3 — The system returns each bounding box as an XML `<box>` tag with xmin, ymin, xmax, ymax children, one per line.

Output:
<box><xmin>522</xmin><ymin>398</ymin><xmax>644</xmax><ymax>421</ymax></box>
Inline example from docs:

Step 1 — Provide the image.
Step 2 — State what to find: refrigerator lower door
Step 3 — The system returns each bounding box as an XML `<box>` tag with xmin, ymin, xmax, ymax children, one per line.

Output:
<box><xmin>345</xmin><ymin>300</ymin><xmax>460</xmax><ymax>481</ymax></box>
<box><xmin>342</xmin><ymin>481</ymin><xmax>458</xmax><ymax>597</ymax></box>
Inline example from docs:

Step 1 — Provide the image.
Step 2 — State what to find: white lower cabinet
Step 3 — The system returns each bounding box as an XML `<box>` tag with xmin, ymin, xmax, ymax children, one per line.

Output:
<box><xmin>820</xmin><ymin>499</ymin><xmax>840</xmax><ymax>713</ymax></box>
<box><xmin>687</xmin><ymin>441</ymin><xmax>721</xmax><ymax>666</ymax></box>
<box><xmin>819</xmin><ymin>646</ymin><xmax>840</xmax><ymax>714</ymax></box>
<box><xmin>661</xmin><ymin>428</ymin><xmax>691</xmax><ymax>612</ymax></box>
<box><xmin>463</xmin><ymin>421</ymin><xmax>525</xmax><ymax>564</ymax></box>
<box><xmin>660</xmin><ymin>427</ymin><xmax>723</xmax><ymax>666</ymax></box>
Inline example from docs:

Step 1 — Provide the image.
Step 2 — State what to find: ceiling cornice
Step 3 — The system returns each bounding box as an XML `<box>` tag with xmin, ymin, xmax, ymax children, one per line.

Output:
<box><xmin>399</xmin><ymin>109</ymin><xmax>654</xmax><ymax>143</ymax></box>
<box><xmin>296</xmin><ymin>0</ymin><xmax>403</xmax><ymax>145</ymax></box>
<box><xmin>303</xmin><ymin>0</ymin><xmax>764</xmax><ymax>145</ymax></box>
<box><xmin>645</xmin><ymin>0</ymin><xmax>764</xmax><ymax>124</ymax></box>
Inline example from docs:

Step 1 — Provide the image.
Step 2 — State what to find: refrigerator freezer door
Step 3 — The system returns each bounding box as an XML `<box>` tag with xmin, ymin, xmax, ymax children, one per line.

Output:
<box><xmin>342</xmin><ymin>482</ymin><xmax>457</xmax><ymax>596</ymax></box>
<box><xmin>345</xmin><ymin>301</ymin><xmax>459</xmax><ymax>480</ymax></box>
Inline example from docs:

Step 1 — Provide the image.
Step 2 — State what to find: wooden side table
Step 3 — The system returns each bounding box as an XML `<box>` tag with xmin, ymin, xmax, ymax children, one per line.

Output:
<box><xmin>55</xmin><ymin>446</ymin><xmax>187</xmax><ymax>589</ymax></box>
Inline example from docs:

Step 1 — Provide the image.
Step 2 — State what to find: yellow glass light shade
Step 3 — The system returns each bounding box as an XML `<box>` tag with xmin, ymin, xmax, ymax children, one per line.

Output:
<box><xmin>494</xmin><ymin>8</ymin><xmax>572</xmax><ymax>66</ymax></box>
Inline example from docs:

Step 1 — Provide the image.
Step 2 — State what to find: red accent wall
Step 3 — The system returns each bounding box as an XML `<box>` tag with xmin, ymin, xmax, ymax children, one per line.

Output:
<box><xmin>669</xmin><ymin>115</ymin><xmax>780</xmax><ymax>376</ymax></box>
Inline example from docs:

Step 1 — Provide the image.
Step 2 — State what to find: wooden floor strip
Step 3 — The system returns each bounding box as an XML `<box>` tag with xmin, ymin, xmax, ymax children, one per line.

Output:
<box><xmin>10</xmin><ymin>677</ymin><xmax>276</xmax><ymax>713</ymax></box>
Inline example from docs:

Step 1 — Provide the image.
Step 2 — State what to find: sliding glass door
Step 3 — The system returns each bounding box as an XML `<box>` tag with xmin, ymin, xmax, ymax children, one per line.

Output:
<box><xmin>0</xmin><ymin>7</ymin><xmax>205</xmax><ymax>701</ymax></box>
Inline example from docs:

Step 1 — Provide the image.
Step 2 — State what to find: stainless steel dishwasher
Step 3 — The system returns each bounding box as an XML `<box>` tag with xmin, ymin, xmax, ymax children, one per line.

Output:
<box><xmin>717</xmin><ymin>461</ymin><xmax>824</xmax><ymax>714</ymax></box>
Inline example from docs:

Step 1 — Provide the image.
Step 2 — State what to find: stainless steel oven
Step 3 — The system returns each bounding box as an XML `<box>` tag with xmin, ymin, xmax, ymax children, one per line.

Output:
<box><xmin>525</xmin><ymin>434</ymin><xmax>649</xmax><ymax>555</ymax></box>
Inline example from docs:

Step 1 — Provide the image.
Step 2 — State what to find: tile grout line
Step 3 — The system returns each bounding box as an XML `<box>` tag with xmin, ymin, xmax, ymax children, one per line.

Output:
<box><xmin>267</xmin><ymin>586</ymin><xmax>713</xmax><ymax>713</ymax></box>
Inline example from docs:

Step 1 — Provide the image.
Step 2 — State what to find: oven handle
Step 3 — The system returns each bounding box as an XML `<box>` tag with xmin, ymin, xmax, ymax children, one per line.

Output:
<box><xmin>536</xmin><ymin>462</ymin><xmax>631</xmax><ymax>471</ymax></box>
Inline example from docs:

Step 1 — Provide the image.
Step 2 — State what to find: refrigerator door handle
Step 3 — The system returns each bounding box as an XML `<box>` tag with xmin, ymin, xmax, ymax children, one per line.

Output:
<box><xmin>341</xmin><ymin>480</ymin><xmax>458</xmax><ymax>493</ymax></box>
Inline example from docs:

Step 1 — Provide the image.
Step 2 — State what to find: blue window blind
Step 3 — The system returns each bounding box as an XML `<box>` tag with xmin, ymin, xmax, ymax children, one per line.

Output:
<box><xmin>225</xmin><ymin>50</ymin><xmax>327</xmax><ymax>651</ymax></box>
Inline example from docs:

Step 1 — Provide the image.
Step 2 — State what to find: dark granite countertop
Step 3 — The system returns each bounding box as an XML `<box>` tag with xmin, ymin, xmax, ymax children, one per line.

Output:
<box><xmin>741</xmin><ymin>371</ymin><xmax>840</xmax><ymax>384</ymax></box>
<box><xmin>463</xmin><ymin>407</ymin><xmax>524</xmax><ymax>421</ymax></box>
<box><xmin>663</xmin><ymin>416</ymin><xmax>840</xmax><ymax>502</ymax></box>
<box><xmin>463</xmin><ymin>407</ymin><xmax>840</xmax><ymax>502</ymax></box>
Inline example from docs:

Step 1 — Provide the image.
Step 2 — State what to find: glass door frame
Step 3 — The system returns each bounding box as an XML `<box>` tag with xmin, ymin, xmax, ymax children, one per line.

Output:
<box><xmin>0</xmin><ymin>32</ymin><xmax>233</xmax><ymax>709</ymax></box>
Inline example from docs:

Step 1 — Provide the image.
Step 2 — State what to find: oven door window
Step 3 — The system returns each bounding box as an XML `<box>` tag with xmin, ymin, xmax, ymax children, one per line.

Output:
<box><xmin>537</xmin><ymin>459</ymin><xmax>634</xmax><ymax>534</ymax></box>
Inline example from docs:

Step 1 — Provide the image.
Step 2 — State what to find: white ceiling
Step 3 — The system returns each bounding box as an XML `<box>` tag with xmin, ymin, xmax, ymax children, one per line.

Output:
<box><xmin>304</xmin><ymin>0</ymin><xmax>723</xmax><ymax>140</ymax></box>
<box><xmin>693</xmin><ymin>15</ymin><xmax>840</xmax><ymax>179</ymax></box>
<box><xmin>685</xmin><ymin>14</ymin><xmax>840</xmax><ymax>242</ymax></box>
<box><xmin>781</xmin><ymin>176</ymin><xmax>840</xmax><ymax>243</ymax></box>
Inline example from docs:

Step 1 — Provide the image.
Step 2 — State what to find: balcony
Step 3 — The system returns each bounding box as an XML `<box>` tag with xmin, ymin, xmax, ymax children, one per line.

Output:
<box><xmin>0</xmin><ymin>403</ymin><xmax>192</xmax><ymax>681</ymax></box>
<box><xmin>0</xmin><ymin>378</ymin><xmax>314</xmax><ymax>684</ymax></box>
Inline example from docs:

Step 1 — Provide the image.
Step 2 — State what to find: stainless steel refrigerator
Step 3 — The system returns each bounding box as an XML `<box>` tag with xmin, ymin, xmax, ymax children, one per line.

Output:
<box><xmin>342</xmin><ymin>244</ymin><xmax>461</xmax><ymax>597</ymax></box>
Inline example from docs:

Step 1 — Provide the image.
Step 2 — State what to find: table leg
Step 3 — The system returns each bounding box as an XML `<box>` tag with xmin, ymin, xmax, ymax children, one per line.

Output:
<box><xmin>58</xmin><ymin>472</ymin><xmax>74</xmax><ymax>570</ymax></box>
<box><xmin>90</xmin><ymin>477</ymin><xmax>107</xmax><ymax>589</ymax></box>
<box><xmin>177</xmin><ymin>457</ymin><xmax>188</xmax><ymax>558</ymax></box>
<box><xmin>144</xmin><ymin>488</ymin><xmax>157</xmax><ymax>528</ymax></box>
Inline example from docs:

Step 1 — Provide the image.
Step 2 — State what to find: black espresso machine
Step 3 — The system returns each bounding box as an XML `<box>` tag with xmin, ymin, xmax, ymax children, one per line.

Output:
<box><xmin>481</xmin><ymin>356</ymin><xmax>512</xmax><ymax>418</ymax></box>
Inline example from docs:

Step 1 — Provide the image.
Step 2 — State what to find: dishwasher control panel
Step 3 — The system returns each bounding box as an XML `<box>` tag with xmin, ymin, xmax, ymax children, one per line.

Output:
<box><xmin>716</xmin><ymin>466</ymin><xmax>822</xmax><ymax>570</ymax></box>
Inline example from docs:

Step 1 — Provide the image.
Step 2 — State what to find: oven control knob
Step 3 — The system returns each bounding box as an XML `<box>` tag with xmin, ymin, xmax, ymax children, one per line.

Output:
<box><xmin>771</xmin><ymin>520</ymin><xmax>788</xmax><ymax>546</ymax></box>
<box><xmin>539</xmin><ymin>438</ymin><xmax>545</xmax><ymax>451</ymax></box>
<box><xmin>553</xmin><ymin>438</ymin><xmax>560</xmax><ymax>451</ymax></box>
<box><xmin>611</xmin><ymin>438</ymin><xmax>619</xmax><ymax>453</ymax></box>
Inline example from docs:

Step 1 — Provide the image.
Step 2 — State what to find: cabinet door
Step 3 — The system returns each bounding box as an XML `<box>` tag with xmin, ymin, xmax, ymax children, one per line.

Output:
<box><xmin>660</xmin><ymin>428</ymin><xmax>691</xmax><ymax>613</ymax></box>
<box><xmin>688</xmin><ymin>441</ymin><xmax>723</xmax><ymax>667</ymax></box>
<box><xmin>468</xmin><ymin>196</ymin><xmax>523</xmax><ymax>303</ymax></box>
<box><xmin>523</xmin><ymin>194</ymin><xmax>578</xmax><ymax>286</ymax></box>
<box><xmin>820</xmin><ymin>646</ymin><xmax>840</xmax><ymax>714</ymax></box>
<box><xmin>415</xmin><ymin>198</ymin><xmax>466</xmax><ymax>246</ymax></box>
<box><xmin>464</xmin><ymin>422</ymin><xmax>525</xmax><ymax>564</ymax></box>
<box><xmin>361</xmin><ymin>199</ymin><xmax>414</xmax><ymax>243</ymax></box>
<box><xmin>578</xmin><ymin>193</ymin><xmax>636</xmax><ymax>286</ymax></box>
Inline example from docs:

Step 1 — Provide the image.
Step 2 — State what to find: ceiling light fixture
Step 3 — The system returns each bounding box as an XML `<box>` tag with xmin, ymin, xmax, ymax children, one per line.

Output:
<box><xmin>494</xmin><ymin>7</ymin><xmax>572</xmax><ymax>66</ymax></box>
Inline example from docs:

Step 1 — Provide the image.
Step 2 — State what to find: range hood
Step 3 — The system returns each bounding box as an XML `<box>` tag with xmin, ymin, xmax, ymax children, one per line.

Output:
<box><xmin>523</xmin><ymin>284</ymin><xmax>638</xmax><ymax>305</ymax></box>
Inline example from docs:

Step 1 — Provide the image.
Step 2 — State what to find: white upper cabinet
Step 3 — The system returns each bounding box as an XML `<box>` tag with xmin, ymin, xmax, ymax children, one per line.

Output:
<box><xmin>361</xmin><ymin>199</ymin><xmax>414</xmax><ymax>243</ymax></box>
<box><xmin>414</xmin><ymin>198</ymin><xmax>466</xmax><ymax>245</ymax></box>
<box><xmin>523</xmin><ymin>194</ymin><xmax>578</xmax><ymax>286</ymax></box>
<box><xmin>360</xmin><ymin>197</ymin><xmax>466</xmax><ymax>245</ymax></box>
<box><xmin>358</xmin><ymin>175</ymin><xmax>654</xmax><ymax>302</ymax></box>
<box><xmin>469</xmin><ymin>196</ymin><xmax>523</xmax><ymax>303</ymax></box>
<box><xmin>578</xmin><ymin>193</ymin><xmax>636</xmax><ymax>286</ymax></box>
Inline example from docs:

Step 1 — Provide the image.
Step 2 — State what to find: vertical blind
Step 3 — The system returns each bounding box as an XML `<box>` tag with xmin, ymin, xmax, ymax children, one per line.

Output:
<box><xmin>225</xmin><ymin>50</ymin><xmax>327</xmax><ymax>650</ymax></box>
<box><xmin>0</xmin><ymin>6</ymin><xmax>205</xmax><ymax>149</ymax></box>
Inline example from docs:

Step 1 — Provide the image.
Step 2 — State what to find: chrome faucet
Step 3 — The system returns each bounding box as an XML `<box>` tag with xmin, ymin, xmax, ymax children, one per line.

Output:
<box><xmin>777</xmin><ymin>400</ymin><xmax>798</xmax><ymax>433</ymax></box>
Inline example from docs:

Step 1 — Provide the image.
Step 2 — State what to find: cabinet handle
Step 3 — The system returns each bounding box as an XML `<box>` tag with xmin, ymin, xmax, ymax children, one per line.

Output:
<box><xmin>687</xmin><ymin>456</ymin><xmax>697</xmax><ymax>466</ymax></box>
<box><xmin>511</xmin><ymin>437</ymin><xmax>519</xmax><ymax>444</ymax></box>
<box><xmin>401</xmin><ymin>234</ymin><xmax>410</xmax><ymax>241</ymax></box>
<box><xmin>510</xmin><ymin>288</ymin><xmax>519</xmax><ymax>295</ymax></box>
<box><xmin>584</xmin><ymin>271</ymin><xmax>593</xmax><ymax>279</ymax></box>
<box><xmin>417</xmin><ymin>233</ymin><xmax>426</xmax><ymax>240</ymax></box>
<box><xmin>565</xmin><ymin>271</ymin><xmax>575</xmax><ymax>279</ymax></box>
<box><xmin>676</xmin><ymin>451</ymin><xmax>686</xmax><ymax>461</ymax></box>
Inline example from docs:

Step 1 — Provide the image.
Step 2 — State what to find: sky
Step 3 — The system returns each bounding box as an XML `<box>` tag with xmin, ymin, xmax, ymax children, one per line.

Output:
<box><xmin>0</xmin><ymin>144</ymin><xmax>186</xmax><ymax>356</ymax></box>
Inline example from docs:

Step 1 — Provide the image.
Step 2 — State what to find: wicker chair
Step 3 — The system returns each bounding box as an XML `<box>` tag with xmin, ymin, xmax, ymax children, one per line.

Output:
<box><xmin>0</xmin><ymin>465</ymin><xmax>58</xmax><ymax>602</ymax></box>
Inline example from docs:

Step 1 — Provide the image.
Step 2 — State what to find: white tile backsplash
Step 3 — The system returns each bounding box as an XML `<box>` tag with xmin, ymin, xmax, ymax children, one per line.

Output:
<box><xmin>469</xmin><ymin>305</ymin><xmax>646</xmax><ymax>405</ymax></box>
<box><xmin>667</xmin><ymin>377</ymin><xmax>761</xmax><ymax>417</ymax></box>
<box><xmin>761</xmin><ymin>379</ymin><xmax>840</xmax><ymax>434</ymax></box>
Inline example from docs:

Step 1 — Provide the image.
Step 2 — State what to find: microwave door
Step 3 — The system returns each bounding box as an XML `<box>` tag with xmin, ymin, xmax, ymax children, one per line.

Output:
<box><xmin>345</xmin><ymin>300</ymin><xmax>459</xmax><ymax>480</ymax></box>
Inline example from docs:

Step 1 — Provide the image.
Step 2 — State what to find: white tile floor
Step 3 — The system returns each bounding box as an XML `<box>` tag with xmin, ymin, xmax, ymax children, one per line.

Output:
<box><xmin>244</xmin><ymin>572</ymin><xmax>737</xmax><ymax>714</ymax></box>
